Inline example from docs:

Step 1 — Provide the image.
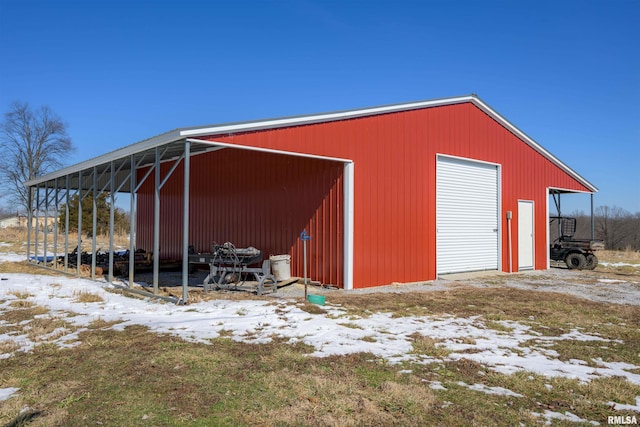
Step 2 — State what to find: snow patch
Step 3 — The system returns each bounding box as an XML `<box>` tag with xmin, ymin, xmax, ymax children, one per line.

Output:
<box><xmin>608</xmin><ymin>396</ymin><xmax>640</xmax><ymax>412</ymax></box>
<box><xmin>1</xmin><ymin>267</ymin><xmax>639</xmax><ymax>386</ymax></box>
<box><xmin>0</xmin><ymin>387</ymin><xmax>19</xmax><ymax>401</ymax></box>
<box><xmin>598</xmin><ymin>279</ymin><xmax>627</xmax><ymax>284</ymax></box>
<box><xmin>533</xmin><ymin>410</ymin><xmax>598</xmax><ymax>425</ymax></box>
<box><xmin>456</xmin><ymin>381</ymin><xmax>522</xmax><ymax>397</ymax></box>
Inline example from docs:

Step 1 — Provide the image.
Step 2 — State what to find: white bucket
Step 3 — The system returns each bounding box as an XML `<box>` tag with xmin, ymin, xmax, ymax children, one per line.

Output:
<box><xmin>270</xmin><ymin>254</ymin><xmax>291</xmax><ymax>281</ymax></box>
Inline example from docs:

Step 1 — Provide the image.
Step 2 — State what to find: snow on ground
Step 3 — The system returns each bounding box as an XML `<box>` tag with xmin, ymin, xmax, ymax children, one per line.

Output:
<box><xmin>533</xmin><ymin>410</ymin><xmax>599</xmax><ymax>425</ymax></box>
<box><xmin>2</xmin><ymin>267</ymin><xmax>640</xmax><ymax>388</ymax></box>
<box><xmin>0</xmin><ymin>387</ymin><xmax>19</xmax><ymax>402</ymax></box>
<box><xmin>600</xmin><ymin>261</ymin><xmax>640</xmax><ymax>267</ymax></box>
<box><xmin>456</xmin><ymin>381</ymin><xmax>523</xmax><ymax>397</ymax></box>
<box><xmin>608</xmin><ymin>396</ymin><xmax>640</xmax><ymax>412</ymax></box>
<box><xmin>0</xmin><ymin>253</ymin><xmax>24</xmax><ymax>263</ymax></box>
<box><xmin>598</xmin><ymin>278</ymin><xmax>627</xmax><ymax>283</ymax></box>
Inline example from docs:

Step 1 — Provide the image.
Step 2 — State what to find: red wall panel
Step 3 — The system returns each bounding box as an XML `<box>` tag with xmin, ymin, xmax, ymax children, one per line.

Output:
<box><xmin>137</xmin><ymin>150</ymin><xmax>344</xmax><ymax>286</ymax></box>
<box><xmin>137</xmin><ymin>102</ymin><xmax>592</xmax><ymax>288</ymax></box>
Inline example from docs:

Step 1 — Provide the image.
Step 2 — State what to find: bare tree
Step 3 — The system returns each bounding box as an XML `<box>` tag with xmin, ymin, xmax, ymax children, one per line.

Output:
<box><xmin>594</xmin><ymin>205</ymin><xmax>633</xmax><ymax>250</ymax></box>
<box><xmin>0</xmin><ymin>101</ymin><xmax>74</xmax><ymax>213</ymax></box>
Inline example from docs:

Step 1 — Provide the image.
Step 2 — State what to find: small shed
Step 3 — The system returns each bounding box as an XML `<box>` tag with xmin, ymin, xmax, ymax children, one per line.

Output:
<box><xmin>25</xmin><ymin>95</ymin><xmax>597</xmax><ymax>299</ymax></box>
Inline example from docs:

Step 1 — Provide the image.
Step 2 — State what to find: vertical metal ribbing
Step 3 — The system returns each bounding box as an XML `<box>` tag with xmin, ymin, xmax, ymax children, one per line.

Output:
<box><xmin>91</xmin><ymin>167</ymin><xmax>98</xmax><ymax>280</ymax></box>
<box><xmin>64</xmin><ymin>175</ymin><xmax>70</xmax><ymax>272</ymax></box>
<box><xmin>182</xmin><ymin>140</ymin><xmax>191</xmax><ymax>303</ymax></box>
<box><xmin>77</xmin><ymin>170</ymin><xmax>83</xmax><ymax>277</ymax></box>
<box><xmin>129</xmin><ymin>154</ymin><xmax>136</xmax><ymax>285</ymax></box>
<box><xmin>109</xmin><ymin>161</ymin><xmax>115</xmax><ymax>283</ymax></box>
<box><xmin>153</xmin><ymin>147</ymin><xmax>160</xmax><ymax>294</ymax></box>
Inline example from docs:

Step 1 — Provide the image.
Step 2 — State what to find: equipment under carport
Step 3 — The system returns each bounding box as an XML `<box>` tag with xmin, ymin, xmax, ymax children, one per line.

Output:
<box><xmin>201</xmin><ymin>242</ymin><xmax>277</xmax><ymax>295</ymax></box>
<box><xmin>550</xmin><ymin>216</ymin><xmax>604</xmax><ymax>270</ymax></box>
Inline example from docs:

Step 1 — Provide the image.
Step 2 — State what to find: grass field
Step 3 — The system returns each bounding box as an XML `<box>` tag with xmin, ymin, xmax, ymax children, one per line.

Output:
<box><xmin>1</xmin><ymin>233</ymin><xmax>639</xmax><ymax>425</ymax></box>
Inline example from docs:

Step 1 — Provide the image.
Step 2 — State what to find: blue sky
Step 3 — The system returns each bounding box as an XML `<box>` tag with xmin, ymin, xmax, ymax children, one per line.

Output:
<box><xmin>1</xmin><ymin>0</ymin><xmax>638</xmax><ymax>213</ymax></box>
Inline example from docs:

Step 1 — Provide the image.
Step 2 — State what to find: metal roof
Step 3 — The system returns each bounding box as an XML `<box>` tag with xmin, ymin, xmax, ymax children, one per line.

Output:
<box><xmin>25</xmin><ymin>94</ymin><xmax>598</xmax><ymax>193</ymax></box>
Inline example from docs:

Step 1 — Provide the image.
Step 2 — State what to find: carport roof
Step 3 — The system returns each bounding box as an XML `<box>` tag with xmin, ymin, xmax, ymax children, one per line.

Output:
<box><xmin>25</xmin><ymin>94</ymin><xmax>598</xmax><ymax>193</ymax></box>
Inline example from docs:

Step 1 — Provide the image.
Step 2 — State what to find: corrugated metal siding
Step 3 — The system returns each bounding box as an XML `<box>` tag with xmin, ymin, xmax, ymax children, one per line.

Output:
<box><xmin>137</xmin><ymin>102</ymin><xmax>592</xmax><ymax>288</ymax></box>
<box><xmin>136</xmin><ymin>150</ymin><xmax>344</xmax><ymax>286</ymax></box>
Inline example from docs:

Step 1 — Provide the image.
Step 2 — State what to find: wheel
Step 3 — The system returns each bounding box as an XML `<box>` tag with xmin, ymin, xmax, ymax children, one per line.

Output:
<box><xmin>585</xmin><ymin>254</ymin><xmax>598</xmax><ymax>270</ymax></box>
<box><xmin>565</xmin><ymin>253</ymin><xmax>587</xmax><ymax>270</ymax></box>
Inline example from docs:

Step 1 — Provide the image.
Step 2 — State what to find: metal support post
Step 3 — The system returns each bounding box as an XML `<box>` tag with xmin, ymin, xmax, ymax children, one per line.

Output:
<box><xmin>92</xmin><ymin>167</ymin><xmax>98</xmax><ymax>279</ymax></box>
<box><xmin>34</xmin><ymin>188</ymin><xmax>40</xmax><ymax>264</ymax></box>
<box><xmin>153</xmin><ymin>147</ymin><xmax>160</xmax><ymax>294</ymax></box>
<box><xmin>181</xmin><ymin>140</ymin><xmax>191</xmax><ymax>304</ymax></box>
<box><xmin>129</xmin><ymin>154</ymin><xmax>136</xmax><ymax>285</ymax></box>
<box><xmin>43</xmin><ymin>181</ymin><xmax>49</xmax><ymax>267</ymax></box>
<box><xmin>27</xmin><ymin>187</ymin><xmax>33</xmax><ymax>263</ymax></box>
<box><xmin>77</xmin><ymin>170</ymin><xmax>83</xmax><ymax>277</ymax></box>
<box><xmin>64</xmin><ymin>175</ymin><xmax>70</xmax><ymax>272</ymax></box>
<box><xmin>590</xmin><ymin>193</ymin><xmax>595</xmax><ymax>240</ymax></box>
<box><xmin>300</xmin><ymin>230</ymin><xmax>311</xmax><ymax>300</ymax></box>
<box><xmin>109</xmin><ymin>161</ymin><xmax>115</xmax><ymax>283</ymax></box>
<box><xmin>53</xmin><ymin>180</ymin><xmax>59</xmax><ymax>270</ymax></box>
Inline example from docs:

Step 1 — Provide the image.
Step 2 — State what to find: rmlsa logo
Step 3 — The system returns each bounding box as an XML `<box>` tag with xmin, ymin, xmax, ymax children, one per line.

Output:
<box><xmin>608</xmin><ymin>415</ymin><xmax>638</xmax><ymax>425</ymax></box>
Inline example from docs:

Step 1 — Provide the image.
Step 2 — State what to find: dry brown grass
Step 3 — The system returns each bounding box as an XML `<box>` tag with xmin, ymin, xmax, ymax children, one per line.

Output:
<box><xmin>8</xmin><ymin>290</ymin><xmax>34</xmax><ymax>299</ymax></box>
<box><xmin>0</xmin><ymin>227</ymin><xmax>130</xmax><ymax>254</ymax></box>
<box><xmin>0</xmin><ymin>340</ymin><xmax>21</xmax><ymax>354</ymax></box>
<box><xmin>0</xmin><ymin>306</ymin><xmax>50</xmax><ymax>324</ymax></box>
<box><xmin>599</xmin><ymin>249</ymin><xmax>640</xmax><ymax>264</ymax></box>
<box><xmin>8</xmin><ymin>299</ymin><xmax>35</xmax><ymax>309</ymax></box>
<box><xmin>410</xmin><ymin>333</ymin><xmax>451</xmax><ymax>358</ymax></box>
<box><xmin>26</xmin><ymin>317</ymin><xmax>73</xmax><ymax>342</ymax></box>
<box><xmin>2</xmin><ymin>317</ymin><xmax>635</xmax><ymax>426</ymax></box>
<box><xmin>0</xmin><ymin>261</ymin><xmax>68</xmax><ymax>276</ymax></box>
<box><xmin>72</xmin><ymin>289</ymin><xmax>104</xmax><ymax>303</ymax></box>
<box><xmin>253</xmin><ymin>364</ymin><xmax>435</xmax><ymax>426</ymax></box>
<box><xmin>1</xmin><ymin>249</ymin><xmax>640</xmax><ymax>425</ymax></box>
<box><xmin>326</xmin><ymin>287</ymin><xmax>605</xmax><ymax>321</ymax></box>
<box><xmin>0</xmin><ymin>303</ymin><xmax>77</xmax><ymax>346</ymax></box>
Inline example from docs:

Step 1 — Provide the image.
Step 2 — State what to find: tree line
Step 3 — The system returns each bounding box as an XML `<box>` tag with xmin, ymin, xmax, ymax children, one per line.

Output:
<box><xmin>58</xmin><ymin>193</ymin><xmax>130</xmax><ymax>236</ymax></box>
<box><xmin>568</xmin><ymin>206</ymin><xmax>640</xmax><ymax>251</ymax></box>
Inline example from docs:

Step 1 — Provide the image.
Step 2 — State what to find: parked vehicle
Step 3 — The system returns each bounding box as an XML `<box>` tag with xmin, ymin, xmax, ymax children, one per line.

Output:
<box><xmin>549</xmin><ymin>216</ymin><xmax>604</xmax><ymax>270</ymax></box>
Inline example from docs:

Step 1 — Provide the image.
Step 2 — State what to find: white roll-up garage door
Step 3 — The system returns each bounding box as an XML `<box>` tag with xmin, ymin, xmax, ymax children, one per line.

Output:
<box><xmin>436</xmin><ymin>156</ymin><xmax>499</xmax><ymax>274</ymax></box>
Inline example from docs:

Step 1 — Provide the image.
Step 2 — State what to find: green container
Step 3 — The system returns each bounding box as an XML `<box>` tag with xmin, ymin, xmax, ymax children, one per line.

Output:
<box><xmin>307</xmin><ymin>294</ymin><xmax>326</xmax><ymax>305</ymax></box>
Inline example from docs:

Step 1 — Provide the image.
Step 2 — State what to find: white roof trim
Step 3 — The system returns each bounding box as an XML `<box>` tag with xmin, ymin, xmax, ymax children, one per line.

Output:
<box><xmin>25</xmin><ymin>95</ymin><xmax>597</xmax><ymax>193</ymax></box>
<box><xmin>179</xmin><ymin>96</ymin><xmax>473</xmax><ymax>137</ymax></box>
<box><xmin>185</xmin><ymin>138</ymin><xmax>353</xmax><ymax>163</ymax></box>
<box><xmin>24</xmin><ymin>130</ymin><xmax>184</xmax><ymax>186</ymax></box>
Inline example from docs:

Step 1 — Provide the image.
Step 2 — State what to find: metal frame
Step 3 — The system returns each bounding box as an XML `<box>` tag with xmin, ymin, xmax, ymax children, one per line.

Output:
<box><xmin>546</xmin><ymin>187</ymin><xmax>597</xmax><ymax>269</ymax></box>
<box><xmin>23</xmin><ymin>137</ymin><xmax>354</xmax><ymax>302</ymax></box>
<box><xmin>25</xmin><ymin>140</ymin><xmax>197</xmax><ymax>304</ymax></box>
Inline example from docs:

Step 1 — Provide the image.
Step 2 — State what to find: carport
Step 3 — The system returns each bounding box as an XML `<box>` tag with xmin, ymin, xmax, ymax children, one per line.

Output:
<box><xmin>24</xmin><ymin>130</ymin><xmax>355</xmax><ymax>304</ymax></box>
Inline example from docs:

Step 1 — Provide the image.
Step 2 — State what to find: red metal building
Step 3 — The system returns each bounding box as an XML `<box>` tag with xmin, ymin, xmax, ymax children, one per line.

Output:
<box><xmin>132</xmin><ymin>95</ymin><xmax>595</xmax><ymax>289</ymax></box>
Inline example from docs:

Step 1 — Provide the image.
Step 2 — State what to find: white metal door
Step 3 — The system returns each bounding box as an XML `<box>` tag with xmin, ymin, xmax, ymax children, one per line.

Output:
<box><xmin>518</xmin><ymin>200</ymin><xmax>534</xmax><ymax>270</ymax></box>
<box><xmin>437</xmin><ymin>156</ymin><xmax>499</xmax><ymax>274</ymax></box>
